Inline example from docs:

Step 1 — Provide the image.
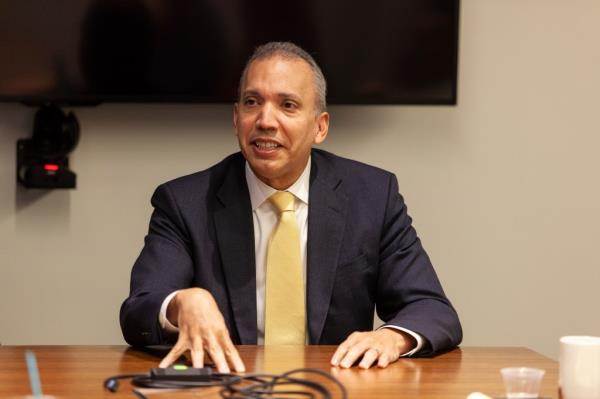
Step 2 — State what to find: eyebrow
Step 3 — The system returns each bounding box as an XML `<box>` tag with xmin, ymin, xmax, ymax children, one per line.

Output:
<box><xmin>241</xmin><ymin>89</ymin><xmax>260</xmax><ymax>98</ymax></box>
<box><xmin>242</xmin><ymin>89</ymin><xmax>302</xmax><ymax>103</ymax></box>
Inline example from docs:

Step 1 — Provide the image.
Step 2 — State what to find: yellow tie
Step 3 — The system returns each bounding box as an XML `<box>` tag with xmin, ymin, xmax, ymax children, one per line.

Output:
<box><xmin>264</xmin><ymin>191</ymin><xmax>305</xmax><ymax>345</ymax></box>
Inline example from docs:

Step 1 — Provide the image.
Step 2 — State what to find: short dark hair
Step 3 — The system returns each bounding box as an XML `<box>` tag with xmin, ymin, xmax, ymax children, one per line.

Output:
<box><xmin>238</xmin><ymin>41</ymin><xmax>327</xmax><ymax>113</ymax></box>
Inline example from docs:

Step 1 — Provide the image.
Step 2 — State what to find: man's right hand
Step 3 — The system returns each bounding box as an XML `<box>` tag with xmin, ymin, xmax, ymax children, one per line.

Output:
<box><xmin>158</xmin><ymin>287</ymin><xmax>246</xmax><ymax>373</ymax></box>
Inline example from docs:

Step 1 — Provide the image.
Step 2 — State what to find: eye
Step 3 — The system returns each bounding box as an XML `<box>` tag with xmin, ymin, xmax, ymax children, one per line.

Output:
<box><xmin>243</xmin><ymin>97</ymin><xmax>258</xmax><ymax>106</ymax></box>
<box><xmin>282</xmin><ymin>100</ymin><xmax>298</xmax><ymax>110</ymax></box>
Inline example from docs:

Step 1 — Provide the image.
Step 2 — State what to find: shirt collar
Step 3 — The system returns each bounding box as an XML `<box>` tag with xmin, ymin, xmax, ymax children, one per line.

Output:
<box><xmin>245</xmin><ymin>157</ymin><xmax>311</xmax><ymax>211</ymax></box>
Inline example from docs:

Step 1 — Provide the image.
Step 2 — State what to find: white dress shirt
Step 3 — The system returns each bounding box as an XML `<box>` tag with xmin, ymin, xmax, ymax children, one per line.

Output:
<box><xmin>159</xmin><ymin>158</ymin><xmax>423</xmax><ymax>355</ymax></box>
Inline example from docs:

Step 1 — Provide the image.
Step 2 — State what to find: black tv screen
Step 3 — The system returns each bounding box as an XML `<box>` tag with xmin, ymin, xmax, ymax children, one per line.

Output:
<box><xmin>0</xmin><ymin>0</ymin><xmax>459</xmax><ymax>105</ymax></box>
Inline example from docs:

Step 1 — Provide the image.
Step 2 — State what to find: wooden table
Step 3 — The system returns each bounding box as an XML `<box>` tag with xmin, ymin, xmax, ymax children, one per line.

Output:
<box><xmin>0</xmin><ymin>346</ymin><xmax>558</xmax><ymax>398</ymax></box>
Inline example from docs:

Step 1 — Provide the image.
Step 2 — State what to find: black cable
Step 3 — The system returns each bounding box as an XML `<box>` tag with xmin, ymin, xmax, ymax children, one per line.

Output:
<box><xmin>104</xmin><ymin>367</ymin><xmax>346</xmax><ymax>399</ymax></box>
<box><xmin>132</xmin><ymin>389</ymin><xmax>147</xmax><ymax>399</ymax></box>
<box><xmin>219</xmin><ymin>368</ymin><xmax>347</xmax><ymax>399</ymax></box>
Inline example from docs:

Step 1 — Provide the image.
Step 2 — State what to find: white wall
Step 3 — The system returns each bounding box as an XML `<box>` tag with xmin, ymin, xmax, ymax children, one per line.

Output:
<box><xmin>1</xmin><ymin>0</ymin><xmax>599</xmax><ymax>359</ymax></box>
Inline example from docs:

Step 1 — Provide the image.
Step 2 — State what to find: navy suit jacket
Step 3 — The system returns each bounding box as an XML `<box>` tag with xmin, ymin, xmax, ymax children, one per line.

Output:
<box><xmin>120</xmin><ymin>149</ymin><xmax>462</xmax><ymax>356</ymax></box>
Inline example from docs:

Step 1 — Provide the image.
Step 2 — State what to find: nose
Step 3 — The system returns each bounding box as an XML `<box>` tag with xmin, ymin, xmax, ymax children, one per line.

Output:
<box><xmin>256</xmin><ymin>103</ymin><xmax>278</xmax><ymax>131</ymax></box>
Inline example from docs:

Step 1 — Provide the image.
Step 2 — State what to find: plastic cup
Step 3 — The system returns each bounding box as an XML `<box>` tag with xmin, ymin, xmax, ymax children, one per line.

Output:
<box><xmin>500</xmin><ymin>367</ymin><xmax>545</xmax><ymax>398</ymax></box>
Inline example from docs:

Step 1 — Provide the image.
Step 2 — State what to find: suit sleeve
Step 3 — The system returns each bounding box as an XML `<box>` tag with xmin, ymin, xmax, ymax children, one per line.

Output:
<box><xmin>376</xmin><ymin>174</ymin><xmax>462</xmax><ymax>356</ymax></box>
<box><xmin>120</xmin><ymin>183</ymin><xmax>194</xmax><ymax>346</ymax></box>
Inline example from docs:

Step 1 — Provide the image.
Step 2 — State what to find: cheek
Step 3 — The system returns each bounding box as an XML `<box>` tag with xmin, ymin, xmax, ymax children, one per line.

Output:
<box><xmin>236</xmin><ymin>120</ymin><xmax>253</xmax><ymax>139</ymax></box>
<box><xmin>287</xmin><ymin>121</ymin><xmax>316</xmax><ymax>144</ymax></box>
<box><xmin>297</xmin><ymin>124</ymin><xmax>318</xmax><ymax>146</ymax></box>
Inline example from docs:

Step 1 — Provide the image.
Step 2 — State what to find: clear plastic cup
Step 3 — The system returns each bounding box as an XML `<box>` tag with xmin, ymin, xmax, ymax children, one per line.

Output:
<box><xmin>500</xmin><ymin>367</ymin><xmax>545</xmax><ymax>398</ymax></box>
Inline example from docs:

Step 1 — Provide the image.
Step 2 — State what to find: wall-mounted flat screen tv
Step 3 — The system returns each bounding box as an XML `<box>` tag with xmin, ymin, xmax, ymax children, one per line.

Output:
<box><xmin>0</xmin><ymin>0</ymin><xmax>460</xmax><ymax>105</ymax></box>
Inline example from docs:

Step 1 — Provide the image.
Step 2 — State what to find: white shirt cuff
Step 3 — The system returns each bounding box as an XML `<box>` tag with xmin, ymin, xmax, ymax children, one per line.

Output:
<box><xmin>159</xmin><ymin>290</ymin><xmax>181</xmax><ymax>333</ymax></box>
<box><xmin>378</xmin><ymin>325</ymin><xmax>425</xmax><ymax>357</ymax></box>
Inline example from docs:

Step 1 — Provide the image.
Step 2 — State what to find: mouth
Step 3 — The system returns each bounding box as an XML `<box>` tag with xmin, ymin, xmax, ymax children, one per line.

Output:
<box><xmin>251</xmin><ymin>139</ymin><xmax>282</xmax><ymax>151</ymax></box>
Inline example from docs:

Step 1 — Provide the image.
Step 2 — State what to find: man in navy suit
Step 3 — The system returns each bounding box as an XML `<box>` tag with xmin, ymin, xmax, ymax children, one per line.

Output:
<box><xmin>120</xmin><ymin>42</ymin><xmax>462</xmax><ymax>373</ymax></box>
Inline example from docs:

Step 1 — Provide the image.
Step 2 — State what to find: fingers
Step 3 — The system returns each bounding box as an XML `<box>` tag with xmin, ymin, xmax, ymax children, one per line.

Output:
<box><xmin>203</xmin><ymin>331</ymin><xmax>247</xmax><ymax>373</ymax></box>
<box><xmin>159</xmin><ymin>288</ymin><xmax>246</xmax><ymax>373</ymax></box>
<box><xmin>159</xmin><ymin>331</ymin><xmax>205</xmax><ymax>368</ymax></box>
<box><xmin>330</xmin><ymin>335</ymin><xmax>354</xmax><ymax>366</ymax></box>
<box><xmin>331</xmin><ymin>332</ymin><xmax>366</xmax><ymax>368</ymax></box>
<box><xmin>205</xmin><ymin>338</ymin><xmax>229</xmax><ymax>373</ymax></box>
<box><xmin>203</xmin><ymin>325</ymin><xmax>247</xmax><ymax>373</ymax></box>
<box><xmin>160</xmin><ymin>331</ymin><xmax>246</xmax><ymax>373</ymax></box>
<box><xmin>377</xmin><ymin>352</ymin><xmax>391</xmax><ymax>368</ymax></box>
<box><xmin>330</xmin><ymin>330</ymin><xmax>405</xmax><ymax>369</ymax></box>
<box><xmin>358</xmin><ymin>348</ymin><xmax>380</xmax><ymax>369</ymax></box>
<box><xmin>340</xmin><ymin>339</ymin><xmax>372</xmax><ymax>368</ymax></box>
<box><xmin>159</xmin><ymin>342</ymin><xmax>187</xmax><ymax>368</ymax></box>
<box><xmin>189</xmin><ymin>336</ymin><xmax>205</xmax><ymax>369</ymax></box>
<box><xmin>222</xmin><ymin>337</ymin><xmax>246</xmax><ymax>373</ymax></box>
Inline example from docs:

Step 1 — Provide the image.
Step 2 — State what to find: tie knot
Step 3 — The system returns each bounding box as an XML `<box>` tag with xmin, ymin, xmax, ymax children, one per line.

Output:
<box><xmin>269</xmin><ymin>191</ymin><xmax>295</xmax><ymax>213</ymax></box>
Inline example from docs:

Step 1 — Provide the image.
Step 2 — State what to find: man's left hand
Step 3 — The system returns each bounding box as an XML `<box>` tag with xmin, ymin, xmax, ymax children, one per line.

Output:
<box><xmin>330</xmin><ymin>328</ymin><xmax>416</xmax><ymax>369</ymax></box>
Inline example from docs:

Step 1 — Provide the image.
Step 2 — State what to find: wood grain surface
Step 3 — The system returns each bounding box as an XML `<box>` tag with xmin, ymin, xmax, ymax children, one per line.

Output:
<box><xmin>0</xmin><ymin>346</ymin><xmax>558</xmax><ymax>398</ymax></box>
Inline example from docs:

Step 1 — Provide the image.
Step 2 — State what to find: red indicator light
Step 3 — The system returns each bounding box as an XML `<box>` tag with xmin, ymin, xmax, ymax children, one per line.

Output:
<box><xmin>44</xmin><ymin>164</ymin><xmax>59</xmax><ymax>172</ymax></box>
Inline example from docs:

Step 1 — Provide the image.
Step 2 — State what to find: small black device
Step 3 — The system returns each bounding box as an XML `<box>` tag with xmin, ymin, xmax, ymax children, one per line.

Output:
<box><xmin>150</xmin><ymin>365</ymin><xmax>212</xmax><ymax>381</ymax></box>
<box><xmin>17</xmin><ymin>105</ymin><xmax>80</xmax><ymax>189</ymax></box>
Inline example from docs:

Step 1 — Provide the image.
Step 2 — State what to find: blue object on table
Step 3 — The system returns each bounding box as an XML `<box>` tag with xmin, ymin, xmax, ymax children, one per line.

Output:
<box><xmin>25</xmin><ymin>350</ymin><xmax>44</xmax><ymax>398</ymax></box>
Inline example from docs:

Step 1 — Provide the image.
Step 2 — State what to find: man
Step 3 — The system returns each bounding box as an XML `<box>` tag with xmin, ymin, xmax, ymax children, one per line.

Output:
<box><xmin>120</xmin><ymin>42</ymin><xmax>462</xmax><ymax>373</ymax></box>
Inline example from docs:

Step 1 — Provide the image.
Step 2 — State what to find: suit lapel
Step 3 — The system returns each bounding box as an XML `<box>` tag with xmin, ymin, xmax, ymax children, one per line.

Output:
<box><xmin>307</xmin><ymin>154</ymin><xmax>348</xmax><ymax>343</ymax></box>
<box><xmin>213</xmin><ymin>157</ymin><xmax>257</xmax><ymax>344</ymax></box>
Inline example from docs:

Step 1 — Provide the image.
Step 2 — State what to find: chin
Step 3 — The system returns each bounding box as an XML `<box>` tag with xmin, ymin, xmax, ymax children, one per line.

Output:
<box><xmin>253</xmin><ymin>164</ymin><xmax>281</xmax><ymax>180</ymax></box>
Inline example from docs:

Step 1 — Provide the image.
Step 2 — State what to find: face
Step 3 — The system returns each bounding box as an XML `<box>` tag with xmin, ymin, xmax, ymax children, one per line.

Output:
<box><xmin>234</xmin><ymin>56</ymin><xmax>329</xmax><ymax>190</ymax></box>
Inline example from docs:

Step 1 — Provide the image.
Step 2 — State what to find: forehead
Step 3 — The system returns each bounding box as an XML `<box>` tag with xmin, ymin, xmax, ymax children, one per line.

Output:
<box><xmin>242</xmin><ymin>56</ymin><xmax>316</xmax><ymax>100</ymax></box>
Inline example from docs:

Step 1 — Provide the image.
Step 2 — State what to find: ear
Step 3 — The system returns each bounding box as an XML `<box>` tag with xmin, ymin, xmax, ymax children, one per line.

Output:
<box><xmin>313</xmin><ymin>112</ymin><xmax>329</xmax><ymax>144</ymax></box>
<box><xmin>233</xmin><ymin>103</ymin><xmax>239</xmax><ymax>135</ymax></box>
